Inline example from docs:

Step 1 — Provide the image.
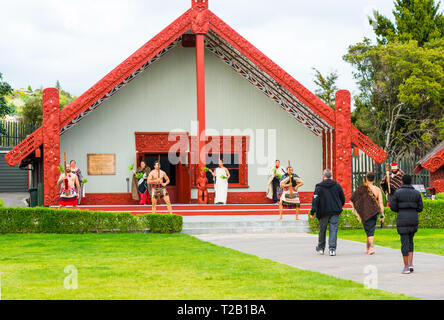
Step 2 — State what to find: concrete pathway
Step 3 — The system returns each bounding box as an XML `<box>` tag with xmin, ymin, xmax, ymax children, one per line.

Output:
<box><xmin>196</xmin><ymin>232</ymin><xmax>444</xmax><ymax>300</ymax></box>
<box><xmin>0</xmin><ymin>192</ymin><xmax>28</xmax><ymax>207</ymax></box>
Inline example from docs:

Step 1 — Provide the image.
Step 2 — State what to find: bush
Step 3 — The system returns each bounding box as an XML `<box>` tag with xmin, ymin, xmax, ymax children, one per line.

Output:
<box><xmin>435</xmin><ymin>193</ymin><xmax>444</xmax><ymax>200</ymax></box>
<box><xmin>0</xmin><ymin>207</ymin><xmax>183</xmax><ymax>234</ymax></box>
<box><xmin>0</xmin><ymin>198</ymin><xmax>3</xmax><ymax>207</ymax></box>
<box><xmin>309</xmin><ymin>200</ymin><xmax>444</xmax><ymax>231</ymax></box>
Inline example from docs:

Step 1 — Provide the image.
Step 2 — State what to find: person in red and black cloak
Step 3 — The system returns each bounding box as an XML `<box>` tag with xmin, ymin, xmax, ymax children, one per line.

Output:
<box><xmin>380</xmin><ymin>162</ymin><xmax>404</xmax><ymax>206</ymax></box>
<box><xmin>57</xmin><ymin>166</ymin><xmax>80</xmax><ymax>208</ymax></box>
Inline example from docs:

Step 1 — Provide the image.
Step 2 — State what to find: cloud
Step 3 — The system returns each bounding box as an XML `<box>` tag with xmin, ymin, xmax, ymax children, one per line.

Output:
<box><xmin>0</xmin><ymin>0</ymin><xmax>395</xmax><ymax>106</ymax></box>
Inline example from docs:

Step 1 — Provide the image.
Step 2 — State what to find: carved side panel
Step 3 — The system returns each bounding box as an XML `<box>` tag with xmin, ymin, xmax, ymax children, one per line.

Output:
<box><xmin>334</xmin><ymin>90</ymin><xmax>352</xmax><ymax>201</ymax></box>
<box><xmin>43</xmin><ymin>88</ymin><xmax>60</xmax><ymax>206</ymax></box>
<box><xmin>423</xmin><ymin>149</ymin><xmax>444</xmax><ymax>173</ymax></box>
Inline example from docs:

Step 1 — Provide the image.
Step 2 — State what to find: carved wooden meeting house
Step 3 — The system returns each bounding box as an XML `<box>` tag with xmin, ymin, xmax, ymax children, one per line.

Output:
<box><xmin>5</xmin><ymin>0</ymin><xmax>387</xmax><ymax>206</ymax></box>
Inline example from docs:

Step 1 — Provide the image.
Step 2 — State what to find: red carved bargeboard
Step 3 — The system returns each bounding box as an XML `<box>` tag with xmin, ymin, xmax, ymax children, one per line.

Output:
<box><xmin>423</xmin><ymin>149</ymin><xmax>444</xmax><ymax>173</ymax></box>
<box><xmin>351</xmin><ymin>126</ymin><xmax>387</xmax><ymax>164</ymax></box>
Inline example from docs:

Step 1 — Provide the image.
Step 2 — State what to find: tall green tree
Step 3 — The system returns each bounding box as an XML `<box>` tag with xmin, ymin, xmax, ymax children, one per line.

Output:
<box><xmin>0</xmin><ymin>72</ymin><xmax>13</xmax><ymax>136</ymax></box>
<box><xmin>312</xmin><ymin>68</ymin><xmax>338</xmax><ymax>109</ymax></box>
<box><xmin>344</xmin><ymin>0</ymin><xmax>444</xmax><ymax>158</ymax></box>
<box><xmin>369</xmin><ymin>0</ymin><xmax>444</xmax><ymax>46</ymax></box>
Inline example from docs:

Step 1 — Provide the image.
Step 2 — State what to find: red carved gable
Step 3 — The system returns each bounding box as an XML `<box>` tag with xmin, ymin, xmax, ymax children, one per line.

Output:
<box><xmin>5</xmin><ymin>2</ymin><xmax>386</xmax><ymax>166</ymax></box>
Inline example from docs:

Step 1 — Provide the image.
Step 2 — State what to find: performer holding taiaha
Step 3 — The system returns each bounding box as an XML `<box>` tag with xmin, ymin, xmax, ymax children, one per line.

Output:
<box><xmin>380</xmin><ymin>162</ymin><xmax>404</xmax><ymax>206</ymax></box>
<box><xmin>147</xmin><ymin>156</ymin><xmax>173</xmax><ymax>214</ymax></box>
<box><xmin>277</xmin><ymin>161</ymin><xmax>304</xmax><ymax>220</ymax></box>
<box><xmin>57</xmin><ymin>152</ymin><xmax>80</xmax><ymax>209</ymax></box>
<box><xmin>350</xmin><ymin>172</ymin><xmax>385</xmax><ymax>255</ymax></box>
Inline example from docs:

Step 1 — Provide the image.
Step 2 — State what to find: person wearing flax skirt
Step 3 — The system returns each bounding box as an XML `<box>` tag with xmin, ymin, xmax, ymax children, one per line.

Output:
<box><xmin>390</xmin><ymin>174</ymin><xmax>423</xmax><ymax>274</ymax></box>
<box><xmin>209</xmin><ymin>159</ymin><xmax>230</xmax><ymax>204</ymax></box>
<box><xmin>350</xmin><ymin>172</ymin><xmax>385</xmax><ymax>255</ymax></box>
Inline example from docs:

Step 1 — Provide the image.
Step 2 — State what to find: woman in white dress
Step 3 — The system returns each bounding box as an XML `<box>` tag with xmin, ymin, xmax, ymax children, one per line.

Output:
<box><xmin>209</xmin><ymin>159</ymin><xmax>230</xmax><ymax>204</ymax></box>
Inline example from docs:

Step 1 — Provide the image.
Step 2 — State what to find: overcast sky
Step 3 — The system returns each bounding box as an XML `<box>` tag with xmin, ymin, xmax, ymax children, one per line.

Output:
<box><xmin>0</xmin><ymin>0</ymin><xmax>396</xmax><ymax>105</ymax></box>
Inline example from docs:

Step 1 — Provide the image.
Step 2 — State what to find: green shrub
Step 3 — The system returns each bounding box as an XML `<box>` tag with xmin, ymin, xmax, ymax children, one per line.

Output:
<box><xmin>0</xmin><ymin>207</ymin><xmax>182</xmax><ymax>234</ymax></box>
<box><xmin>0</xmin><ymin>198</ymin><xmax>3</xmax><ymax>207</ymax></box>
<box><xmin>435</xmin><ymin>193</ymin><xmax>444</xmax><ymax>200</ymax></box>
<box><xmin>309</xmin><ymin>200</ymin><xmax>444</xmax><ymax>231</ymax></box>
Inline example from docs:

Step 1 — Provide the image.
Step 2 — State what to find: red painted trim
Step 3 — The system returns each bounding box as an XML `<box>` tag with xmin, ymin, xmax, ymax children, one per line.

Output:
<box><xmin>421</xmin><ymin>148</ymin><xmax>444</xmax><ymax>173</ymax></box>
<box><xmin>196</xmin><ymin>34</ymin><xmax>206</xmax><ymax>166</ymax></box>
<box><xmin>80</xmin><ymin>191</ymin><xmax>314</xmax><ymax>205</ymax></box>
<box><xmin>322</xmin><ymin>131</ymin><xmax>326</xmax><ymax>170</ymax></box>
<box><xmin>135</xmin><ymin>132</ymin><xmax>189</xmax><ymax>153</ymax></box>
<box><xmin>326</xmin><ymin>130</ymin><xmax>331</xmax><ymax>170</ymax></box>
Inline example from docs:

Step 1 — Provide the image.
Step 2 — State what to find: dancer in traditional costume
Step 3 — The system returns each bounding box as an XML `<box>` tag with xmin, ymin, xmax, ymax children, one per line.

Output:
<box><xmin>57</xmin><ymin>166</ymin><xmax>80</xmax><ymax>208</ymax></box>
<box><xmin>350</xmin><ymin>172</ymin><xmax>385</xmax><ymax>255</ymax></box>
<box><xmin>131</xmin><ymin>161</ymin><xmax>151</xmax><ymax>205</ymax></box>
<box><xmin>69</xmin><ymin>160</ymin><xmax>84</xmax><ymax>205</ymax></box>
<box><xmin>380</xmin><ymin>162</ymin><xmax>404</xmax><ymax>205</ymax></box>
<box><xmin>209</xmin><ymin>159</ymin><xmax>230</xmax><ymax>204</ymax></box>
<box><xmin>266</xmin><ymin>160</ymin><xmax>286</xmax><ymax>203</ymax></box>
<box><xmin>147</xmin><ymin>161</ymin><xmax>172</xmax><ymax>214</ymax></box>
<box><xmin>277</xmin><ymin>166</ymin><xmax>304</xmax><ymax>220</ymax></box>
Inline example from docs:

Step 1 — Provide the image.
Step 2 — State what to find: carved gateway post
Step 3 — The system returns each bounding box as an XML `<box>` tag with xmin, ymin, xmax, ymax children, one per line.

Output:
<box><xmin>334</xmin><ymin>90</ymin><xmax>352</xmax><ymax>201</ymax></box>
<box><xmin>42</xmin><ymin>88</ymin><xmax>61</xmax><ymax>206</ymax></box>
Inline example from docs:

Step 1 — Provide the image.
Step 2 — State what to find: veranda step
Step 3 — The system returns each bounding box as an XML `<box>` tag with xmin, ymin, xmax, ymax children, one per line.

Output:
<box><xmin>181</xmin><ymin>225</ymin><xmax>310</xmax><ymax>234</ymax></box>
<box><xmin>181</xmin><ymin>215</ymin><xmax>311</xmax><ymax>234</ymax></box>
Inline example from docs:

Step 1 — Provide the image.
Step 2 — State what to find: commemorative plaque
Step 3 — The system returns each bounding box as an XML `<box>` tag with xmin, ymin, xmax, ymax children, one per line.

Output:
<box><xmin>87</xmin><ymin>153</ymin><xmax>116</xmax><ymax>175</ymax></box>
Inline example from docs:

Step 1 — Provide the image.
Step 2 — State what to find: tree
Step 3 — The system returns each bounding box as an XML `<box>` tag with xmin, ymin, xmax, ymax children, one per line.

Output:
<box><xmin>312</xmin><ymin>68</ymin><xmax>338</xmax><ymax>109</ymax></box>
<box><xmin>369</xmin><ymin>0</ymin><xmax>444</xmax><ymax>46</ymax></box>
<box><xmin>22</xmin><ymin>96</ymin><xmax>43</xmax><ymax>126</ymax></box>
<box><xmin>344</xmin><ymin>0</ymin><xmax>444</xmax><ymax>158</ymax></box>
<box><xmin>0</xmin><ymin>72</ymin><xmax>13</xmax><ymax>136</ymax></box>
<box><xmin>55</xmin><ymin>80</ymin><xmax>61</xmax><ymax>91</ymax></box>
<box><xmin>344</xmin><ymin>38</ymin><xmax>444</xmax><ymax>158</ymax></box>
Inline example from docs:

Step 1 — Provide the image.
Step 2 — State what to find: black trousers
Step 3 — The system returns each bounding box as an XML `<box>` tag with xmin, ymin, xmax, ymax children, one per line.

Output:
<box><xmin>400</xmin><ymin>232</ymin><xmax>415</xmax><ymax>257</ymax></box>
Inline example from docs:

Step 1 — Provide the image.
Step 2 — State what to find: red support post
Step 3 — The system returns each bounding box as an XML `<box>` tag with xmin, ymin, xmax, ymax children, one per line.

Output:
<box><xmin>196</xmin><ymin>34</ymin><xmax>206</xmax><ymax>167</ymax></box>
<box><xmin>42</xmin><ymin>88</ymin><xmax>61</xmax><ymax>206</ymax></box>
<box><xmin>334</xmin><ymin>90</ymin><xmax>352</xmax><ymax>201</ymax></box>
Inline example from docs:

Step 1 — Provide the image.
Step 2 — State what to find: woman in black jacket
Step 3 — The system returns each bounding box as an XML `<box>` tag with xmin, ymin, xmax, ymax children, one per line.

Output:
<box><xmin>390</xmin><ymin>174</ymin><xmax>423</xmax><ymax>274</ymax></box>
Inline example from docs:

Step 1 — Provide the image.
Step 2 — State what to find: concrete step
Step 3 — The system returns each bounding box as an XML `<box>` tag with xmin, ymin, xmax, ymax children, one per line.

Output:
<box><xmin>181</xmin><ymin>215</ymin><xmax>311</xmax><ymax>235</ymax></box>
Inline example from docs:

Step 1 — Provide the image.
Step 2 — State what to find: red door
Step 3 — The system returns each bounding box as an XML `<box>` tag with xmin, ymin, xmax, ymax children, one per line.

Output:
<box><xmin>178</xmin><ymin>158</ymin><xmax>191</xmax><ymax>203</ymax></box>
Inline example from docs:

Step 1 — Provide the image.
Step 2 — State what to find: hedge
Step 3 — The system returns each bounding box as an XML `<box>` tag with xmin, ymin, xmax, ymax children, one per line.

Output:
<box><xmin>309</xmin><ymin>199</ymin><xmax>444</xmax><ymax>231</ymax></box>
<box><xmin>0</xmin><ymin>198</ymin><xmax>3</xmax><ymax>207</ymax></box>
<box><xmin>0</xmin><ymin>207</ymin><xmax>182</xmax><ymax>234</ymax></box>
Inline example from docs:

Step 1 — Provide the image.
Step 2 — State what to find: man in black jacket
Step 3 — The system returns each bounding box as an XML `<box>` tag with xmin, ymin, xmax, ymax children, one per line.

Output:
<box><xmin>310</xmin><ymin>169</ymin><xmax>345</xmax><ymax>256</ymax></box>
<box><xmin>390</xmin><ymin>174</ymin><xmax>423</xmax><ymax>274</ymax></box>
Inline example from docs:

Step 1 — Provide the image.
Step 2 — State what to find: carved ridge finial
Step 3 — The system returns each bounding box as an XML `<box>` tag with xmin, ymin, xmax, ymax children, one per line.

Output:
<box><xmin>191</xmin><ymin>0</ymin><xmax>208</xmax><ymax>9</ymax></box>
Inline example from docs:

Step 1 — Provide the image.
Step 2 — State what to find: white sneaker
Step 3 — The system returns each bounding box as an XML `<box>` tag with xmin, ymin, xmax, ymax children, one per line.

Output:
<box><xmin>329</xmin><ymin>250</ymin><xmax>336</xmax><ymax>256</ymax></box>
<box><xmin>316</xmin><ymin>248</ymin><xmax>324</xmax><ymax>255</ymax></box>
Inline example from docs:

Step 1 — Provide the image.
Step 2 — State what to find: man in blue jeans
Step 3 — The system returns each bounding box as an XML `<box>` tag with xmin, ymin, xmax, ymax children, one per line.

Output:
<box><xmin>310</xmin><ymin>169</ymin><xmax>345</xmax><ymax>256</ymax></box>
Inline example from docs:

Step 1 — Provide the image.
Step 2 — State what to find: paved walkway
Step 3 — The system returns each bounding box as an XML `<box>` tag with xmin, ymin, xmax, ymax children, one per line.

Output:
<box><xmin>196</xmin><ymin>232</ymin><xmax>444</xmax><ymax>300</ymax></box>
<box><xmin>0</xmin><ymin>192</ymin><xmax>28</xmax><ymax>207</ymax></box>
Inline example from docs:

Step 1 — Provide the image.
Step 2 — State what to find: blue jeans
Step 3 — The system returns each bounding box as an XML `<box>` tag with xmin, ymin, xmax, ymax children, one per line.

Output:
<box><xmin>316</xmin><ymin>214</ymin><xmax>339</xmax><ymax>251</ymax></box>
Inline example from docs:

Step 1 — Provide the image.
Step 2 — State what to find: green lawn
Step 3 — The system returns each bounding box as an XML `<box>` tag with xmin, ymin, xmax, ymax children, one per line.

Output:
<box><xmin>337</xmin><ymin>229</ymin><xmax>444</xmax><ymax>256</ymax></box>
<box><xmin>0</xmin><ymin>233</ymin><xmax>413</xmax><ymax>300</ymax></box>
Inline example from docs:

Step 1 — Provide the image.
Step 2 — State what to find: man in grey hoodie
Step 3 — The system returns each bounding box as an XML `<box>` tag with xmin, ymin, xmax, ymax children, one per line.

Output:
<box><xmin>310</xmin><ymin>169</ymin><xmax>345</xmax><ymax>256</ymax></box>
